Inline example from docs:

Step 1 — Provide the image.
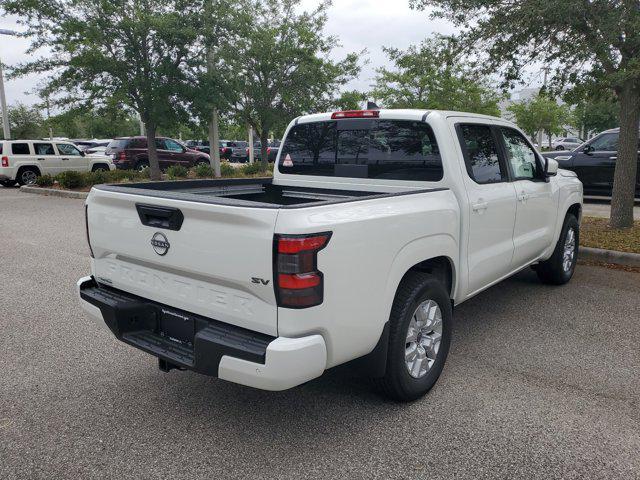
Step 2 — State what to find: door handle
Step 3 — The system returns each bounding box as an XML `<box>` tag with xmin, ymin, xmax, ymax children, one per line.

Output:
<box><xmin>609</xmin><ymin>156</ymin><xmax>617</xmax><ymax>160</ymax></box>
<box><xmin>37</xmin><ymin>157</ymin><xmax>45</xmax><ymax>161</ymax></box>
<box><xmin>472</xmin><ymin>201</ymin><xmax>488</xmax><ymax>212</ymax></box>
<box><xmin>62</xmin><ymin>157</ymin><xmax>69</xmax><ymax>161</ymax></box>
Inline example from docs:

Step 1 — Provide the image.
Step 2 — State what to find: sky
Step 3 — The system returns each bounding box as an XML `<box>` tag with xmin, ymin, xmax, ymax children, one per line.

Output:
<box><xmin>0</xmin><ymin>1</ymin><xmax>541</xmax><ymax>113</ymax></box>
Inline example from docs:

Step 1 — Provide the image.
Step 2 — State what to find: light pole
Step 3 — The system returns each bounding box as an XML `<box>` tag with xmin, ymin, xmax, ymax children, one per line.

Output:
<box><xmin>0</xmin><ymin>28</ymin><xmax>18</xmax><ymax>140</ymax></box>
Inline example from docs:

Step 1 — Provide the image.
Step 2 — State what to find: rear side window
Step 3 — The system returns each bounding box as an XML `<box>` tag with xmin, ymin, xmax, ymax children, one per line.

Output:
<box><xmin>34</xmin><ymin>143</ymin><xmax>55</xmax><ymax>155</ymax></box>
<box><xmin>457</xmin><ymin>124</ymin><xmax>504</xmax><ymax>184</ymax></box>
<box><xmin>279</xmin><ymin>119</ymin><xmax>443</xmax><ymax>181</ymax></box>
<box><xmin>589</xmin><ymin>132</ymin><xmax>618</xmax><ymax>151</ymax></box>
<box><xmin>11</xmin><ymin>143</ymin><xmax>31</xmax><ymax>155</ymax></box>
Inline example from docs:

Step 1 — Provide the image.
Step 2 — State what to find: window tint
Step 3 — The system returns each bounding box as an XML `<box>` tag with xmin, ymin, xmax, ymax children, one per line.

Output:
<box><xmin>589</xmin><ymin>132</ymin><xmax>618</xmax><ymax>151</ymax></box>
<box><xmin>57</xmin><ymin>143</ymin><xmax>82</xmax><ymax>156</ymax></box>
<box><xmin>11</xmin><ymin>143</ymin><xmax>30</xmax><ymax>155</ymax></box>
<box><xmin>34</xmin><ymin>143</ymin><xmax>55</xmax><ymax>155</ymax></box>
<box><xmin>458</xmin><ymin>125</ymin><xmax>504</xmax><ymax>183</ymax></box>
<box><xmin>501</xmin><ymin>128</ymin><xmax>540</xmax><ymax>180</ymax></box>
<box><xmin>279</xmin><ymin>119</ymin><xmax>443</xmax><ymax>181</ymax></box>
<box><xmin>164</xmin><ymin>139</ymin><xmax>183</xmax><ymax>152</ymax></box>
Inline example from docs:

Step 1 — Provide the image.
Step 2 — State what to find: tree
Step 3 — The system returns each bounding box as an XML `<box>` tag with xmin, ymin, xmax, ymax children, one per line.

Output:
<box><xmin>372</xmin><ymin>36</ymin><xmax>501</xmax><ymax>116</ymax></box>
<box><xmin>0</xmin><ymin>103</ymin><xmax>45</xmax><ymax>139</ymax></box>
<box><xmin>571</xmin><ymin>97</ymin><xmax>619</xmax><ymax>140</ymax></box>
<box><xmin>332</xmin><ymin>90</ymin><xmax>368</xmax><ymax>111</ymax></box>
<box><xmin>45</xmin><ymin>105</ymin><xmax>140</xmax><ymax>139</ymax></box>
<box><xmin>3</xmin><ymin>0</ymin><xmax>203</xmax><ymax>180</ymax></box>
<box><xmin>410</xmin><ymin>0</ymin><xmax>640</xmax><ymax>228</ymax></box>
<box><xmin>227</xmin><ymin>0</ymin><xmax>360</xmax><ymax>169</ymax></box>
<box><xmin>508</xmin><ymin>94</ymin><xmax>572</xmax><ymax>148</ymax></box>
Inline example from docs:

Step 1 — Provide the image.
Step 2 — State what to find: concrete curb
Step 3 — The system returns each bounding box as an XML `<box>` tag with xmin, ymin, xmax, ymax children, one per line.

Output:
<box><xmin>20</xmin><ymin>185</ymin><xmax>88</xmax><ymax>199</ymax></box>
<box><xmin>579</xmin><ymin>246</ymin><xmax>640</xmax><ymax>268</ymax></box>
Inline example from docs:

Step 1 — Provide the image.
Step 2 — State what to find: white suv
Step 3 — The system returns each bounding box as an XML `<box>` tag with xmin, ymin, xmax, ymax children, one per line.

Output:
<box><xmin>0</xmin><ymin>139</ymin><xmax>115</xmax><ymax>187</ymax></box>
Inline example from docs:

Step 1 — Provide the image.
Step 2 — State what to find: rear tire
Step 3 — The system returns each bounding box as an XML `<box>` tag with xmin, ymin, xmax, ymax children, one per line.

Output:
<box><xmin>91</xmin><ymin>164</ymin><xmax>109</xmax><ymax>172</ymax></box>
<box><xmin>535</xmin><ymin>214</ymin><xmax>579</xmax><ymax>285</ymax></box>
<box><xmin>16</xmin><ymin>167</ymin><xmax>40</xmax><ymax>186</ymax></box>
<box><xmin>135</xmin><ymin>161</ymin><xmax>149</xmax><ymax>172</ymax></box>
<box><xmin>375</xmin><ymin>272</ymin><xmax>452</xmax><ymax>402</ymax></box>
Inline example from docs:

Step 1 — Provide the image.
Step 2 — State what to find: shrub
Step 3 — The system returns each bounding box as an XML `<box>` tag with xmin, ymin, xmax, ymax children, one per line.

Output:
<box><xmin>241</xmin><ymin>161</ymin><xmax>268</xmax><ymax>176</ymax></box>
<box><xmin>195</xmin><ymin>162</ymin><xmax>214</xmax><ymax>178</ymax></box>
<box><xmin>166</xmin><ymin>164</ymin><xmax>188</xmax><ymax>179</ymax></box>
<box><xmin>56</xmin><ymin>171</ymin><xmax>86</xmax><ymax>189</ymax></box>
<box><xmin>36</xmin><ymin>174</ymin><xmax>54</xmax><ymax>187</ymax></box>
<box><xmin>88</xmin><ymin>170</ymin><xmax>108</xmax><ymax>185</ymax></box>
<box><xmin>220</xmin><ymin>162</ymin><xmax>235</xmax><ymax>177</ymax></box>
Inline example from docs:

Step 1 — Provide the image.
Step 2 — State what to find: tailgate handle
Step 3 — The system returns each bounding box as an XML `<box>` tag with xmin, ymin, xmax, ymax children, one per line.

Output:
<box><xmin>136</xmin><ymin>204</ymin><xmax>184</xmax><ymax>231</ymax></box>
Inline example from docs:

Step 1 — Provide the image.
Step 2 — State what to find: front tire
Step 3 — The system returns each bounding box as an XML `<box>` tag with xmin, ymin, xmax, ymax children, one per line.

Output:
<box><xmin>535</xmin><ymin>214</ymin><xmax>579</xmax><ymax>285</ymax></box>
<box><xmin>376</xmin><ymin>273</ymin><xmax>452</xmax><ymax>402</ymax></box>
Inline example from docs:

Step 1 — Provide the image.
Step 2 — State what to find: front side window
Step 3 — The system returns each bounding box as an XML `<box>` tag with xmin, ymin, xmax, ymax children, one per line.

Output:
<box><xmin>501</xmin><ymin>128</ymin><xmax>541</xmax><ymax>180</ymax></box>
<box><xmin>164</xmin><ymin>139</ymin><xmax>184</xmax><ymax>152</ymax></box>
<box><xmin>279</xmin><ymin>119</ymin><xmax>443</xmax><ymax>181</ymax></box>
<box><xmin>458</xmin><ymin>124</ymin><xmax>504</xmax><ymax>184</ymax></box>
<box><xmin>589</xmin><ymin>132</ymin><xmax>618</xmax><ymax>151</ymax></box>
<box><xmin>56</xmin><ymin>143</ymin><xmax>82</xmax><ymax>156</ymax></box>
<box><xmin>34</xmin><ymin>143</ymin><xmax>55</xmax><ymax>155</ymax></box>
<box><xmin>11</xmin><ymin>143</ymin><xmax>31</xmax><ymax>155</ymax></box>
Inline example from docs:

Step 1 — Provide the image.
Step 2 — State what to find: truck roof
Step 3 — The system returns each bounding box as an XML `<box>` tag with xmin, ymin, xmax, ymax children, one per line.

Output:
<box><xmin>294</xmin><ymin>108</ymin><xmax>510</xmax><ymax>125</ymax></box>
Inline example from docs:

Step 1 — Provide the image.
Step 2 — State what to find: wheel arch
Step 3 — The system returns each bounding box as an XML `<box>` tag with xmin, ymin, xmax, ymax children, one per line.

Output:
<box><xmin>16</xmin><ymin>164</ymin><xmax>42</xmax><ymax>178</ymax></box>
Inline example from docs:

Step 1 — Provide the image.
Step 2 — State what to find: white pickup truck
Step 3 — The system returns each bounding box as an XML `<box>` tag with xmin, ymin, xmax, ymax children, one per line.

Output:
<box><xmin>77</xmin><ymin>109</ymin><xmax>583</xmax><ymax>401</ymax></box>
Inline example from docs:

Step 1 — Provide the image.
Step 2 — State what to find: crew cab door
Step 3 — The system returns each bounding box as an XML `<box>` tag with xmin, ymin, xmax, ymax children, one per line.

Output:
<box><xmin>497</xmin><ymin>127</ymin><xmax>558</xmax><ymax>267</ymax></box>
<box><xmin>454</xmin><ymin>122</ymin><xmax>517</xmax><ymax>295</ymax></box>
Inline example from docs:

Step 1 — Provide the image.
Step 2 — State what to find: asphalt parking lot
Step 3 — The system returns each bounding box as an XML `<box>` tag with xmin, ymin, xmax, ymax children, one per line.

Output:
<box><xmin>1</xmin><ymin>187</ymin><xmax>639</xmax><ymax>480</ymax></box>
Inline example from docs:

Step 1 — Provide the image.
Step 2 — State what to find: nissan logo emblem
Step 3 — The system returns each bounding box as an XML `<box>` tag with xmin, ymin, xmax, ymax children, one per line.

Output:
<box><xmin>150</xmin><ymin>232</ymin><xmax>170</xmax><ymax>256</ymax></box>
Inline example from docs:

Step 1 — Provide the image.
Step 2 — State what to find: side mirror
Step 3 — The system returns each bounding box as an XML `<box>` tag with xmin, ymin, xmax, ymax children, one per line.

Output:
<box><xmin>545</xmin><ymin>158</ymin><xmax>558</xmax><ymax>177</ymax></box>
<box><xmin>80</xmin><ymin>150</ymin><xmax>86</xmax><ymax>157</ymax></box>
<box><xmin>582</xmin><ymin>144</ymin><xmax>593</xmax><ymax>154</ymax></box>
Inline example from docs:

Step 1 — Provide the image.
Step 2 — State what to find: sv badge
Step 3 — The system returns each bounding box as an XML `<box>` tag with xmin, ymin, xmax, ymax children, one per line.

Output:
<box><xmin>251</xmin><ymin>277</ymin><xmax>270</xmax><ymax>285</ymax></box>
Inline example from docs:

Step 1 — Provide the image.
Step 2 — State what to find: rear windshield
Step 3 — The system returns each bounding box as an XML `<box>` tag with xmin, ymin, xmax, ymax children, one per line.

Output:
<box><xmin>107</xmin><ymin>139</ymin><xmax>130</xmax><ymax>149</ymax></box>
<box><xmin>279</xmin><ymin>119</ymin><xmax>443</xmax><ymax>181</ymax></box>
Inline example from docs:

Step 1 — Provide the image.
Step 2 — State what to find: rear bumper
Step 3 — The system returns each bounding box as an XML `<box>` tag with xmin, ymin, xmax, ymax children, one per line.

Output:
<box><xmin>76</xmin><ymin>276</ymin><xmax>326</xmax><ymax>391</ymax></box>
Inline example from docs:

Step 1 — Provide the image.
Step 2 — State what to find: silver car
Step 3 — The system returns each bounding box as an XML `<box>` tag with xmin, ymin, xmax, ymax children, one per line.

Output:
<box><xmin>552</xmin><ymin>136</ymin><xmax>583</xmax><ymax>151</ymax></box>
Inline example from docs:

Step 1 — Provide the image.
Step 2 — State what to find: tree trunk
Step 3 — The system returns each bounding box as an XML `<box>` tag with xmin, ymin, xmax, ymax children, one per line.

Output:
<box><xmin>260</xmin><ymin>130</ymin><xmax>269</xmax><ymax>171</ymax></box>
<box><xmin>208</xmin><ymin>108</ymin><xmax>221</xmax><ymax>177</ymax></box>
<box><xmin>145</xmin><ymin>121</ymin><xmax>161</xmax><ymax>181</ymax></box>
<box><xmin>610</xmin><ymin>82</ymin><xmax>640</xmax><ymax>229</ymax></box>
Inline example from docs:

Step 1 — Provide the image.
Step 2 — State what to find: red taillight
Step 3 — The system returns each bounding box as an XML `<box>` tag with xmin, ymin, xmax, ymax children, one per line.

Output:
<box><xmin>1</xmin><ymin>156</ymin><xmax>8</xmax><ymax>167</ymax></box>
<box><xmin>331</xmin><ymin>110</ymin><xmax>379</xmax><ymax>119</ymax></box>
<box><xmin>274</xmin><ymin>232</ymin><xmax>332</xmax><ymax>308</ymax></box>
<box><xmin>118</xmin><ymin>151</ymin><xmax>126</xmax><ymax>161</ymax></box>
<box><xmin>267</xmin><ymin>147</ymin><xmax>272</xmax><ymax>154</ymax></box>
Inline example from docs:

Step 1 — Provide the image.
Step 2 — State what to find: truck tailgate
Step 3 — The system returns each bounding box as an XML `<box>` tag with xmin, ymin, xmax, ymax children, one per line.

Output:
<box><xmin>86</xmin><ymin>188</ymin><xmax>279</xmax><ymax>336</ymax></box>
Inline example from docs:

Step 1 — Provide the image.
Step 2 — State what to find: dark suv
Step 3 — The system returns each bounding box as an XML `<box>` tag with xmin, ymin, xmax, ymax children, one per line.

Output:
<box><xmin>543</xmin><ymin>128</ymin><xmax>640</xmax><ymax>197</ymax></box>
<box><xmin>107</xmin><ymin>136</ymin><xmax>210</xmax><ymax>171</ymax></box>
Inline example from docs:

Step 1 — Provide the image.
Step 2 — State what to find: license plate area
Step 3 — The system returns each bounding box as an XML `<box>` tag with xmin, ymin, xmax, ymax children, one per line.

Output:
<box><xmin>159</xmin><ymin>308</ymin><xmax>195</xmax><ymax>346</ymax></box>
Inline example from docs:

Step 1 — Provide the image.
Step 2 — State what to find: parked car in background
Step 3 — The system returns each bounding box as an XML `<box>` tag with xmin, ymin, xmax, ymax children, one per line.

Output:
<box><xmin>85</xmin><ymin>146</ymin><xmax>108</xmax><ymax>156</ymax></box>
<box><xmin>74</xmin><ymin>139</ymin><xmax>113</xmax><ymax>151</ymax></box>
<box><xmin>245</xmin><ymin>141</ymin><xmax>281</xmax><ymax>162</ymax></box>
<box><xmin>552</xmin><ymin>137</ymin><xmax>583</xmax><ymax>151</ymax></box>
<box><xmin>229</xmin><ymin>141</ymin><xmax>248</xmax><ymax>162</ymax></box>
<box><xmin>543</xmin><ymin>128</ymin><xmax>640</xmax><ymax>197</ymax></box>
<box><xmin>185</xmin><ymin>140</ymin><xmax>234</xmax><ymax>160</ymax></box>
<box><xmin>0</xmin><ymin>139</ymin><xmax>115</xmax><ymax>186</ymax></box>
<box><xmin>77</xmin><ymin>109</ymin><xmax>582</xmax><ymax>401</ymax></box>
<box><xmin>106</xmin><ymin>136</ymin><xmax>210</xmax><ymax>171</ymax></box>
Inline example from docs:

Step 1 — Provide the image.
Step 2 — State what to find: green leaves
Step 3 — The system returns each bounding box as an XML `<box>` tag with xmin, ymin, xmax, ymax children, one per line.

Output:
<box><xmin>372</xmin><ymin>36</ymin><xmax>502</xmax><ymax>116</ymax></box>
